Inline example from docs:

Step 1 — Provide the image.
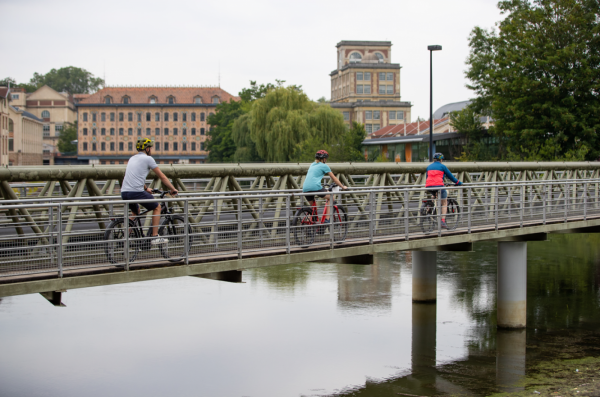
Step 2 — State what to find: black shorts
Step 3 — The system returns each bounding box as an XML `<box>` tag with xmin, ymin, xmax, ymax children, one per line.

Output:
<box><xmin>304</xmin><ymin>188</ymin><xmax>327</xmax><ymax>203</ymax></box>
<box><xmin>121</xmin><ymin>191</ymin><xmax>159</xmax><ymax>214</ymax></box>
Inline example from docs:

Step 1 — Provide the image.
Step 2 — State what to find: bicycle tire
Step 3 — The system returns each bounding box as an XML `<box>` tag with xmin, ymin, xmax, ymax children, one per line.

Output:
<box><xmin>104</xmin><ymin>219</ymin><xmax>141</xmax><ymax>265</ymax></box>
<box><xmin>332</xmin><ymin>205</ymin><xmax>348</xmax><ymax>243</ymax></box>
<box><xmin>419</xmin><ymin>201</ymin><xmax>437</xmax><ymax>234</ymax></box>
<box><xmin>157</xmin><ymin>215</ymin><xmax>193</xmax><ymax>263</ymax></box>
<box><xmin>445</xmin><ymin>199</ymin><xmax>462</xmax><ymax>231</ymax></box>
<box><xmin>292</xmin><ymin>207</ymin><xmax>316</xmax><ymax>248</ymax></box>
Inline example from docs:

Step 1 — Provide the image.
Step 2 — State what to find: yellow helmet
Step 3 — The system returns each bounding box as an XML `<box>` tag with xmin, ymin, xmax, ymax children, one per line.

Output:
<box><xmin>136</xmin><ymin>138</ymin><xmax>154</xmax><ymax>151</ymax></box>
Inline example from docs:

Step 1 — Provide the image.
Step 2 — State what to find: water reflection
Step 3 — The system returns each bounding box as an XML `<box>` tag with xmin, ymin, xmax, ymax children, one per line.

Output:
<box><xmin>0</xmin><ymin>234</ymin><xmax>598</xmax><ymax>396</ymax></box>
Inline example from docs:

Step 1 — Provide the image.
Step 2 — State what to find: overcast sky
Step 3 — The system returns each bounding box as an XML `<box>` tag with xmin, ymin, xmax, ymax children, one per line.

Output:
<box><xmin>1</xmin><ymin>0</ymin><xmax>502</xmax><ymax>119</ymax></box>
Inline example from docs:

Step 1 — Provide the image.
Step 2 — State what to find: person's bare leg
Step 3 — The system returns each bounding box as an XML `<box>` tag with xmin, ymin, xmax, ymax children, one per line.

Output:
<box><xmin>151</xmin><ymin>204</ymin><xmax>161</xmax><ymax>236</ymax></box>
<box><xmin>441</xmin><ymin>199</ymin><xmax>448</xmax><ymax>221</ymax></box>
<box><xmin>324</xmin><ymin>194</ymin><xmax>331</xmax><ymax>221</ymax></box>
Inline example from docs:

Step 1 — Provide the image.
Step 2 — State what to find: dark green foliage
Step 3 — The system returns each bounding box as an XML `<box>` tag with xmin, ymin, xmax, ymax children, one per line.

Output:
<box><xmin>206</xmin><ymin>99</ymin><xmax>244</xmax><ymax>163</ymax></box>
<box><xmin>2</xmin><ymin>66</ymin><xmax>104</xmax><ymax>94</ymax></box>
<box><xmin>465</xmin><ymin>0</ymin><xmax>600</xmax><ymax>161</ymax></box>
<box><xmin>450</xmin><ymin>106</ymin><xmax>497</xmax><ymax>161</ymax></box>
<box><xmin>58</xmin><ymin>122</ymin><xmax>78</xmax><ymax>154</ymax></box>
<box><xmin>0</xmin><ymin>77</ymin><xmax>37</xmax><ymax>93</ymax></box>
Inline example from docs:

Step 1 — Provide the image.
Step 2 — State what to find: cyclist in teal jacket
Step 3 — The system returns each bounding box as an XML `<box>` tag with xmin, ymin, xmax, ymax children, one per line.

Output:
<box><xmin>302</xmin><ymin>150</ymin><xmax>346</xmax><ymax>224</ymax></box>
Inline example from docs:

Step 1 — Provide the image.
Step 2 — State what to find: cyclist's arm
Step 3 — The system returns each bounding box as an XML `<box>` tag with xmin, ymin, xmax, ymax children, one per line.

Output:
<box><xmin>442</xmin><ymin>165</ymin><xmax>460</xmax><ymax>185</ymax></box>
<box><xmin>151</xmin><ymin>167</ymin><xmax>178</xmax><ymax>194</ymax></box>
<box><xmin>326</xmin><ymin>172</ymin><xmax>347</xmax><ymax>189</ymax></box>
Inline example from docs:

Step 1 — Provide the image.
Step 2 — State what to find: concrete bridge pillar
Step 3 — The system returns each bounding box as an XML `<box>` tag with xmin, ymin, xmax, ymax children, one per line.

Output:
<box><xmin>411</xmin><ymin>302</ymin><xmax>436</xmax><ymax>371</ymax></box>
<box><xmin>496</xmin><ymin>329</ymin><xmax>526</xmax><ymax>392</ymax></box>
<box><xmin>412</xmin><ymin>251</ymin><xmax>437</xmax><ymax>302</ymax></box>
<box><xmin>497</xmin><ymin>242</ymin><xmax>527</xmax><ymax>328</ymax></box>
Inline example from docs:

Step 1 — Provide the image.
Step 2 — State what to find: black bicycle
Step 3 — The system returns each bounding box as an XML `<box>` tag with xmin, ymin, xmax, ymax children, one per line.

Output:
<box><xmin>104</xmin><ymin>189</ymin><xmax>193</xmax><ymax>264</ymax></box>
<box><xmin>419</xmin><ymin>185</ymin><xmax>461</xmax><ymax>234</ymax></box>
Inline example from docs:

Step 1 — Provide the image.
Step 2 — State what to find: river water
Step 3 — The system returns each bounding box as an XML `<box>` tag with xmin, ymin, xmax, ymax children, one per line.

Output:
<box><xmin>1</xmin><ymin>234</ymin><xmax>599</xmax><ymax>397</ymax></box>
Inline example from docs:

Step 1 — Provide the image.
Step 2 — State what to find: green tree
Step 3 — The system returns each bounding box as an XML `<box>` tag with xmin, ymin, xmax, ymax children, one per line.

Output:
<box><xmin>206</xmin><ymin>99</ymin><xmax>244</xmax><ymax>163</ymax></box>
<box><xmin>0</xmin><ymin>77</ymin><xmax>37</xmax><ymax>92</ymax></box>
<box><xmin>58</xmin><ymin>122</ymin><xmax>78</xmax><ymax>154</ymax></box>
<box><xmin>29</xmin><ymin>66</ymin><xmax>104</xmax><ymax>94</ymax></box>
<box><xmin>465</xmin><ymin>0</ymin><xmax>600</xmax><ymax>161</ymax></box>
<box><xmin>450</xmin><ymin>106</ymin><xmax>493</xmax><ymax>161</ymax></box>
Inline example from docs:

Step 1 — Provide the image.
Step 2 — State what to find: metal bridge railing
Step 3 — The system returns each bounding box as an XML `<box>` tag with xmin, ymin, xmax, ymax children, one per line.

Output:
<box><xmin>0</xmin><ymin>178</ymin><xmax>599</xmax><ymax>278</ymax></box>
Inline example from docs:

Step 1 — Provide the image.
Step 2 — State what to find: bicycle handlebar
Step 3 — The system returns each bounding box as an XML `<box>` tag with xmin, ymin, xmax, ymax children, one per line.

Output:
<box><xmin>151</xmin><ymin>189</ymin><xmax>178</xmax><ymax>198</ymax></box>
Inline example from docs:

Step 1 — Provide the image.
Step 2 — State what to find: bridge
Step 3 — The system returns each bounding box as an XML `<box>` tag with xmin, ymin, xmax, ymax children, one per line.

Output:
<box><xmin>0</xmin><ymin>162</ymin><xmax>599</xmax><ymax>330</ymax></box>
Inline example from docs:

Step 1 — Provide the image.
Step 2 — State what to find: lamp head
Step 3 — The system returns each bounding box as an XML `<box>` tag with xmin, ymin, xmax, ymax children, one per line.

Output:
<box><xmin>427</xmin><ymin>45</ymin><xmax>442</xmax><ymax>51</ymax></box>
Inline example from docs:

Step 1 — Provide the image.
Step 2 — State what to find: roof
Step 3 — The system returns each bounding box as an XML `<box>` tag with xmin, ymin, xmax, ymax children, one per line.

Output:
<box><xmin>330</xmin><ymin>101</ymin><xmax>412</xmax><ymax>109</ymax></box>
<box><xmin>362</xmin><ymin>132</ymin><xmax>464</xmax><ymax>146</ymax></box>
<box><xmin>10</xmin><ymin>105</ymin><xmax>44</xmax><ymax>122</ymax></box>
<box><xmin>330</xmin><ymin>62</ymin><xmax>401</xmax><ymax>76</ymax></box>
<box><xmin>73</xmin><ymin>94</ymin><xmax>91</xmax><ymax>99</ymax></box>
<box><xmin>79</xmin><ymin>86</ymin><xmax>240</xmax><ymax>105</ymax></box>
<box><xmin>336</xmin><ymin>41</ymin><xmax>392</xmax><ymax>47</ymax></box>
<box><xmin>368</xmin><ymin>117</ymin><xmax>450</xmax><ymax>139</ymax></box>
<box><xmin>0</xmin><ymin>87</ymin><xmax>10</xmax><ymax>99</ymax></box>
<box><xmin>433</xmin><ymin>100</ymin><xmax>471</xmax><ymax>119</ymax></box>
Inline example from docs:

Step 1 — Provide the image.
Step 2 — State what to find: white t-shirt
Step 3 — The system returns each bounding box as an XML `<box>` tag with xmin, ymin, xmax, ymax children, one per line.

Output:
<box><xmin>121</xmin><ymin>153</ymin><xmax>158</xmax><ymax>192</ymax></box>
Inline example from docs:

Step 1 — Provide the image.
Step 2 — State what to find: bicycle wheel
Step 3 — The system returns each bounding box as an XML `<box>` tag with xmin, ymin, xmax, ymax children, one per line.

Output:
<box><xmin>158</xmin><ymin>215</ymin><xmax>193</xmax><ymax>263</ymax></box>
<box><xmin>332</xmin><ymin>205</ymin><xmax>348</xmax><ymax>243</ymax></box>
<box><xmin>419</xmin><ymin>201</ymin><xmax>437</xmax><ymax>234</ymax></box>
<box><xmin>104</xmin><ymin>219</ymin><xmax>141</xmax><ymax>265</ymax></box>
<box><xmin>292</xmin><ymin>207</ymin><xmax>316</xmax><ymax>248</ymax></box>
<box><xmin>445</xmin><ymin>199</ymin><xmax>462</xmax><ymax>231</ymax></box>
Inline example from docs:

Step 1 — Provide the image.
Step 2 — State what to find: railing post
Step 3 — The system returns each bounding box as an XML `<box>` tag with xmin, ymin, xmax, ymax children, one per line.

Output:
<box><xmin>495</xmin><ymin>185</ymin><xmax>499</xmax><ymax>231</ymax></box>
<box><xmin>437</xmin><ymin>189</ymin><xmax>442</xmax><ymax>237</ymax></box>
<box><xmin>330</xmin><ymin>190</ymin><xmax>335</xmax><ymax>249</ymax></box>
<box><xmin>542</xmin><ymin>184</ymin><xmax>547</xmax><ymax>225</ymax></box>
<box><xmin>286</xmin><ymin>196</ymin><xmax>290</xmax><ymax>254</ymax></box>
<box><xmin>237</xmin><ymin>197</ymin><xmax>242</xmax><ymax>259</ymax></box>
<box><xmin>565</xmin><ymin>183</ymin><xmax>569</xmax><ymax>223</ymax></box>
<box><xmin>58</xmin><ymin>203</ymin><xmax>63</xmax><ymax>277</ymax></box>
<box><xmin>369</xmin><ymin>191</ymin><xmax>374</xmax><ymax>244</ymax></box>
<box><xmin>184</xmin><ymin>200</ymin><xmax>189</xmax><ymax>265</ymax></box>
<box><xmin>404</xmin><ymin>189</ymin><xmax>409</xmax><ymax>240</ymax></box>
<box><xmin>214</xmin><ymin>199</ymin><xmax>219</xmax><ymax>249</ymax></box>
<box><xmin>468</xmin><ymin>187</ymin><xmax>472</xmax><ymax>234</ymax></box>
<box><xmin>584</xmin><ymin>182</ymin><xmax>588</xmax><ymax>221</ymax></box>
<box><xmin>125</xmin><ymin>202</ymin><xmax>130</xmax><ymax>270</ymax></box>
<box><xmin>259</xmin><ymin>196</ymin><xmax>263</xmax><ymax>248</ymax></box>
<box><xmin>520</xmin><ymin>185</ymin><xmax>524</xmax><ymax>228</ymax></box>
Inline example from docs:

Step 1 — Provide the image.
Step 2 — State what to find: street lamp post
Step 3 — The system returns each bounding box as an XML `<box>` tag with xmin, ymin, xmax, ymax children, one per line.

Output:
<box><xmin>427</xmin><ymin>45</ymin><xmax>442</xmax><ymax>162</ymax></box>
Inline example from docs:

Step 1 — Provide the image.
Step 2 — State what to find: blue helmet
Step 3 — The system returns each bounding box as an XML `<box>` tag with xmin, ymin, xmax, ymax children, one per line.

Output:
<box><xmin>433</xmin><ymin>153</ymin><xmax>444</xmax><ymax>161</ymax></box>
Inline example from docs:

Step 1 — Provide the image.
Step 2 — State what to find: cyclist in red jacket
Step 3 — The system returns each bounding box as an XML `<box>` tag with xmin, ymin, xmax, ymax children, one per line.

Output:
<box><xmin>425</xmin><ymin>153</ymin><xmax>462</xmax><ymax>229</ymax></box>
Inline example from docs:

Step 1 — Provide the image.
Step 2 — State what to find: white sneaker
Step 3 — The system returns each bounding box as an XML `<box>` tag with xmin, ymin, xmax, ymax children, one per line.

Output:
<box><xmin>151</xmin><ymin>237</ymin><xmax>167</xmax><ymax>245</ymax></box>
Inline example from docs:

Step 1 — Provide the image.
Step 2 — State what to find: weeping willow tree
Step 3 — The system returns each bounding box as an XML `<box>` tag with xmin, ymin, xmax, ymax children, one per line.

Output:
<box><xmin>234</xmin><ymin>86</ymin><xmax>347</xmax><ymax>162</ymax></box>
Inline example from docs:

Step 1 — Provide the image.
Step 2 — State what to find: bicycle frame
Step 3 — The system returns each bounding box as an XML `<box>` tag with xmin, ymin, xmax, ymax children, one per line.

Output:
<box><xmin>123</xmin><ymin>194</ymin><xmax>173</xmax><ymax>238</ymax></box>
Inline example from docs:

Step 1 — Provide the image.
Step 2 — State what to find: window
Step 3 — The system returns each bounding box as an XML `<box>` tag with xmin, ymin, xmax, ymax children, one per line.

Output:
<box><xmin>343</xmin><ymin>112</ymin><xmax>350</xmax><ymax>121</ymax></box>
<box><xmin>376</xmin><ymin>53</ymin><xmax>384</xmax><ymax>61</ymax></box>
<box><xmin>164</xmin><ymin>112</ymin><xmax>169</xmax><ymax>122</ymax></box>
<box><xmin>182</xmin><ymin>113</ymin><xmax>187</xmax><ymax>122</ymax></box>
<box><xmin>349</xmin><ymin>52</ymin><xmax>362</xmax><ymax>62</ymax></box>
<box><xmin>55</xmin><ymin>124</ymin><xmax>63</xmax><ymax>131</ymax></box>
<box><xmin>155</xmin><ymin>142</ymin><xmax>160</xmax><ymax>151</ymax></box>
<box><xmin>182</xmin><ymin>142</ymin><xmax>187</xmax><ymax>151</ymax></box>
<box><xmin>119</xmin><ymin>142</ymin><xmax>123</xmax><ymax>151</ymax></box>
<box><xmin>164</xmin><ymin>142</ymin><xmax>169</xmax><ymax>151</ymax></box>
<box><xmin>168</xmin><ymin>97</ymin><xmax>174</xmax><ymax>104</ymax></box>
<box><xmin>123</xmin><ymin>97</ymin><xmax>130</xmax><ymax>104</ymax></box>
<box><xmin>379</xmin><ymin>85</ymin><xmax>386</xmax><ymax>95</ymax></box>
<box><xmin>364</xmin><ymin>72</ymin><xmax>371</xmax><ymax>80</ymax></box>
<box><xmin>155</xmin><ymin>128</ymin><xmax>160</xmax><ymax>135</ymax></box>
<box><xmin>92</xmin><ymin>113</ymin><xmax>97</xmax><ymax>122</ymax></box>
<box><xmin>137</xmin><ymin>113</ymin><xmax>142</xmax><ymax>122</ymax></box>
<box><xmin>110</xmin><ymin>128</ymin><xmax>115</xmax><ymax>135</ymax></box>
<box><xmin>105</xmin><ymin>97</ymin><xmax>111</xmax><ymax>104</ymax></box>
<box><xmin>146</xmin><ymin>128</ymin><xmax>151</xmax><ymax>136</ymax></box>
<box><xmin>173</xmin><ymin>142</ymin><xmax>178</xmax><ymax>151</ymax></box>
<box><xmin>43</xmin><ymin>125</ymin><xmax>50</xmax><ymax>131</ymax></box>
<box><xmin>201</xmin><ymin>142</ymin><xmax>205</xmax><ymax>150</ymax></box>
<box><xmin>83</xmin><ymin>113</ymin><xmax>88</xmax><ymax>122</ymax></box>
<box><xmin>182</xmin><ymin>128</ymin><xmax>187</xmax><ymax>135</ymax></box>
<box><xmin>164</xmin><ymin>128</ymin><xmax>169</xmax><ymax>135</ymax></box>
<box><xmin>173</xmin><ymin>128</ymin><xmax>178</xmax><ymax>136</ymax></box>
<box><xmin>137</xmin><ymin>128</ymin><xmax>141</xmax><ymax>136</ymax></box>
<box><xmin>92</xmin><ymin>143</ymin><xmax>97</xmax><ymax>151</ymax></box>
<box><xmin>83</xmin><ymin>142</ymin><xmax>88</xmax><ymax>151</ymax></box>
<box><xmin>155</xmin><ymin>112</ymin><xmax>160</xmax><ymax>121</ymax></box>
<box><xmin>379</xmin><ymin>72</ymin><xmax>386</xmax><ymax>81</ymax></box>
<box><xmin>110</xmin><ymin>142</ymin><xmax>115</xmax><ymax>151</ymax></box>
<box><xmin>200</xmin><ymin>113</ymin><xmax>205</xmax><ymax>121</ymax></box>
<box><xmin>194</xmin><ymin>97</ymin><xmax>202</xmax><ymax>104</ymax></box>
<box><xmin>149</xmin><ymin>97</ymin><xmax>157</xmax><ymax>104</ymax></box>
<box><xmin>191</xmin><ymin>128</ymin><xmax>196</xmax><ymax>135</ymax></box>
<box><xmin>146</xmin><ymin>112</ymin><xmax>151</xmax><ymax>121</ymax></box>
<box><xmin>12</xmin><ymin>94</ymin><xmax>19</xmax><ymax>99</ymax></box>
<box><xmin>397</xmin><ymin>111</ymin><xmax>404</xmax><ymax>120</ymax></box>
<box><xmin>374</xmin><ymin>111</ymin><xmax>380</xmax><ymax>120</ymax></box>
<box><xmin>357</xmin><ymin>85</ymin><xmax>363</xmax><ymax>94</ymax></box>
<box><xmin>366</xmin><ymin>111</ymin><xmax>372</xmax><ymax>120</ymax></box>
<box><xmin>389</xmin><ymin>111</ymin><xmax>396</xmax><ymax>120</ymax></box>
<box><xmin>212</xmin><ymin>97</ymin><xmax>219</xmax><ymax>104</ymax></box>
<box><xmin>110</xmin><ymin>161</ymin><xmax>115</xmax><ymax>165</ymax></box>
<box><xmin>128</xmin><ymin>112</ymin><xmax>133</xmax><ymax>121</ymax></box>
<box><xmin>128</xmin><ymin>128</ymin><xmax>133</xmax><ymax>135</ymax></box>
<box><xmin>119</xmin><ymin>128</ymin><xmax>124</xmax><ymax>135</ymax></box>
<box><xmin>92</xmin><ymin>128</ymin><xmax>96</xmax><ymax>135</ymax></box>
<box><xmin>128</xmin><ymin>142</ymin><xmax>133</xmax><ymax>151</ymax></box>
<box><xmin>119</xmin><ymin>113</ymin><xmax>124</xmax><ymax>122</ymax></box>
<box><xmin>42</xmin><ymin>110</ymin><xmax>50</xmax><ymax>118</ymax></box>
<box><xmin>366</xmin><ymin>124</ymin><xmax>373</xmax><ymax>133</ymax></box>
<box><xmin>101</xmin><ymin>142</ymin><xmax>106</xmax><ymax>151</ymax></box>
<box><xmin>173</xmin><ymin>112</ymin><xmax>178</xmax><ymax>122</ymax></box>
<box><xmin>200</xmin><ymin>128</ymin><xmax>205</xmax><ymax>135</ymax></box>
<box><xmin>357</xmin><ymin>85</ymin><xmax>371</xmax><ymax>94</ymax></box>
<box><xmin>374</xmin><ymin>124</ymin><xmax>380</xmax><ymax>131</ymax></box>
<box><xmin>387</xmin><ymin>73</ymin><xmax>393</xmax><ymax>81</ymax></box>
<box><xmin>83</xmin><ymin>128</ymin><xmax>88</xmax><ymax>135</ymax></box>
<box><xmin>387</xmin><ymin>85</ymin><xmax>393</xmax><ymax>95</ymax></box>
<box><xmin>101</xmin><ymin>113</ymin><xmax>106</xmax><ymax>122</ymax></box>
<box><xmin>101</xmin><ymin>128</ymin><xmax>106</xmax><ymax>135</ymax></box>
<box><xmin>192</xmin><ymin>142</ymin><xmax>196</xmax><ymax>151</ymax></box>
<box><xmin>356</xmin><ymin>72</ymin><xmax>363</xmax><ymax>80</ymax></box>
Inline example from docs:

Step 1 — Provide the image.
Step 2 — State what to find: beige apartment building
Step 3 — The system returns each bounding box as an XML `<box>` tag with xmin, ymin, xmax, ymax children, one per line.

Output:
<box><xmin>330</xmin><ymin>41</ymin><xmax>412</xmax><ymax>134</ymax></box>
<box><xmin>76</xmin><ymin>86</ymin><xmax>239</xmax><ymax>165</ymax></box>
<box><xmin>0</xmin><ymin>87</ymin><xmax>10</xmax><ymax>166</ymax></box>
<box><xmin>7</xmin><ymin>105</ymin><xmax>44</xmax><ymax>165</ymax></box>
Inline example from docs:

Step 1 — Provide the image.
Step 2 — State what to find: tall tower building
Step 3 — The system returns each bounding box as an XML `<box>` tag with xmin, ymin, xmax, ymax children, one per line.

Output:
<box><xmin>330</xmin><ymin>41</ymin><xmax>412</xmax><ymax>134</ymax></box>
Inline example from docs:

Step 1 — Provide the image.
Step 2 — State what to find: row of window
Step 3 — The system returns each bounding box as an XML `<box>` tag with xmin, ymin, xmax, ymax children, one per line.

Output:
<box><xmin>365</xmin><ymin>124</ymin><xmax>381</xmax><ymax>133</ymax></box>
<box><xmin>42</xmin><ymin>125</ymin><xmax>63</xmax><ymax>132</ymax></box>
<box><xmin>82</xmin><ymin>127</ymin><xmax>208</xmax><ymax>136</ymax></box>
<box><xmin>82</xmin><ymin>141</ymin><xmax>205</xmax><ymax>151</ymax></box>
<box><xmin>104</xmin><ymin>96</ymin><xmax>220</xmax><ymax>105</ymax></box>
<box><xmin>342</xmin><ymin>111</ymin><xmax>405</xmax><ymax>122</ymax></box>
<box><xmin>356</xmin><ymin>85</ymin><xmax>394</xmax><ymax>95</ymax></box>
<box><xmin>356</xmin><ymin>72</ymin><xmax>394</xmax><ymax>81</ymax></box>
<box><xmin>83</xmin><ymin>111</ymin><xmax>212</xmax><ymax>123</ymax></box>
